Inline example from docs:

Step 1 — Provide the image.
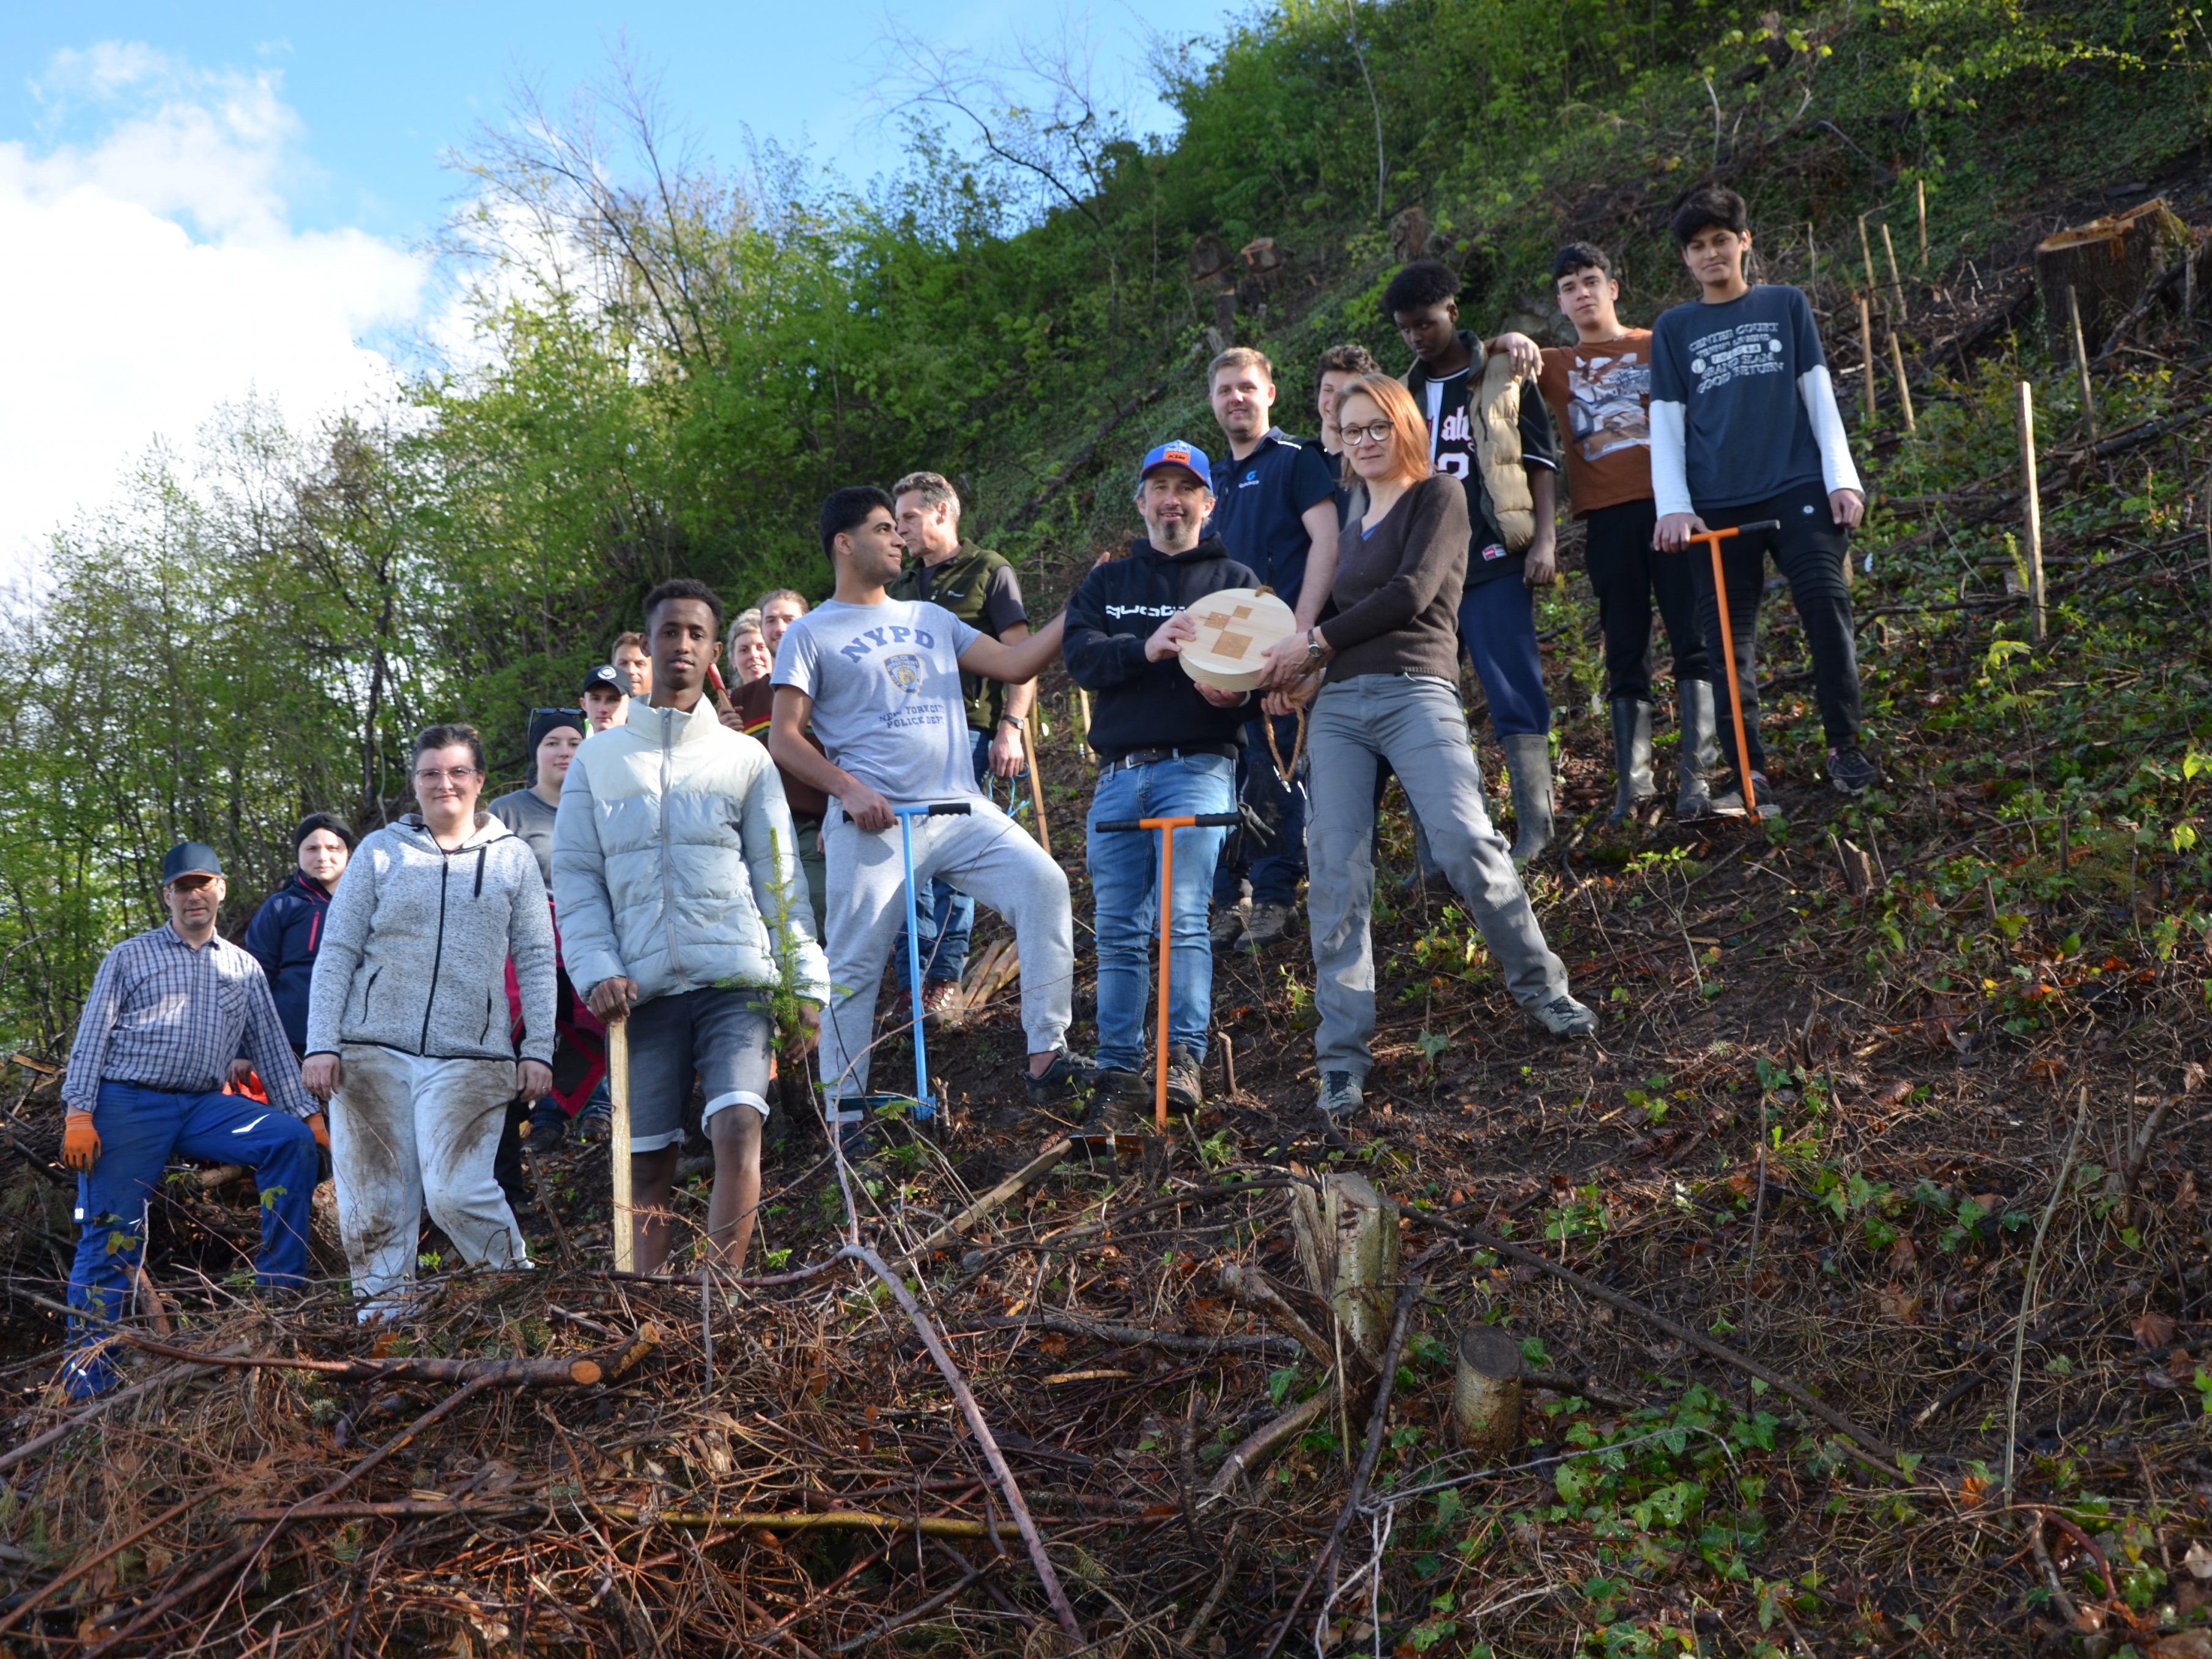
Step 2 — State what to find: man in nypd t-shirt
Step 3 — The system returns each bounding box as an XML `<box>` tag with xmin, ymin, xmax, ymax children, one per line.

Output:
<box><xmin>1201</xmin><ymin>346</ymin><xmax>1338</xmax><ymax>953</ymax></box>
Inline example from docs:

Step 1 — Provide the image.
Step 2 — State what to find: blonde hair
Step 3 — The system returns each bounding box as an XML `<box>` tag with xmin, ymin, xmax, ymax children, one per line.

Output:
<box><xmin>1207</xmin><ymin>346</ymin><xmax>1274</xmax><ymax>389</ymax></box>
<box><xmin>1330</xmin><ymin>374</ymin><xmax>1432</xmax><ymax>486</ymax></box>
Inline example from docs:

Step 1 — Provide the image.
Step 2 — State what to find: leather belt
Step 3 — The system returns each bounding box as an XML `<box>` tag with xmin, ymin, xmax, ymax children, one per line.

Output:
<box><xmin>1096</xmin><ymin>743</ymin><xmax>1237</xmax><ymax>774</ymax></box>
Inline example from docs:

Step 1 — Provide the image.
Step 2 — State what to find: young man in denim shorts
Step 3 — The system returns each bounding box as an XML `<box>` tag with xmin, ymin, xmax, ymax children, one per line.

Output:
<box><xmin>553</xmin><ymin>579</ymin><xmax>828</xmax><ymax>1272</ymax></box>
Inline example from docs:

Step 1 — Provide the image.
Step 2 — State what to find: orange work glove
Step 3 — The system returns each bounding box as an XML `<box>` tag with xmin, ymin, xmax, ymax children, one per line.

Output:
<box><xmin>61</xmin><ymin>1112</ymin><xmax>101</xmax><ymax>1172</ymax></box>
<box><xmin>305</xmin><ymin>1112</ymin><xmax>330</xmax><ymax>1151</ymax></box>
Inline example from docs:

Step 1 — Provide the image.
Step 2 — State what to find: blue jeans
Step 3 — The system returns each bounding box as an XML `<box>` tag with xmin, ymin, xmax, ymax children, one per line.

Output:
<box><xmin>1210</xmin><ymin>712</ymin><xmax>1307</xmax><ymax>907</ymax></box>
<box><xmin>898</xmin><ymin>728</ymin><xmax>991</xmax><ymax>986</ymax></box>
<box><xmin>67</xmin><ymin>1081</ymin><xmax>318</xmax><ymax>1394</ymax></box>
<box><xmin>1457</xmin><ymin>577</ymin><xmax>1552</xmax><ymax>739</ymax></box>
<box><xmin>1087</xmin><ymin>753</ymin><xmax>1235</xmax><ymax>1071</ymax></box>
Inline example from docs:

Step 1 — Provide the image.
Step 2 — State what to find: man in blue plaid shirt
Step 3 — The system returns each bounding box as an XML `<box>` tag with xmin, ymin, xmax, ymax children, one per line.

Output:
<box><xmin>59</xmin><ymin>841</ymin><xmax>325</xmax><ymax>1398</ymax></box>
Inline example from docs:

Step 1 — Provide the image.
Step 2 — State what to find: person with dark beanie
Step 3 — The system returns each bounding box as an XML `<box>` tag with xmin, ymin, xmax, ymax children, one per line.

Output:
<box><xmin>1063</xmin><ymin>439</ymin><xmax>1259</xmax><ymax>1131</ymax></box>
<box><xmin>237</xmin><ymin>813</ymin><xmax>357</xmax><ymax>1065</ymax></box>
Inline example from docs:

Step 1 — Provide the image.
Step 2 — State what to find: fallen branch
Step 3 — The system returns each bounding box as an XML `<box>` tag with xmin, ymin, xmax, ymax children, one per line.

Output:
<box><xmin>966</xmin><ymin>1309</ymin><xmax>1295</xmax><ymax>1358</ymax></box>
<box><xmin>1206</xmin><ymin>1391</ymin><xmax>1334</xmax><ymax>1496</ymax></box>
<box><xmin>909</xmin><ymin>1139</ymin><xmax>1073</xmax><ymax>1257</ymax></box>
<box><xmin>229</xmin><ymin>1501</ymin><xmax>1016</xmax><ymax>1537</ymax></box>
<box><xmin>1219</xmin><ymin>1261</ymin><xmax>1344</xmax><ymax>1375</ymax></box>
<box><xmin>1259</xmin><ymin>1273</ymin><xmax>1422</xmax><ymax>1659</ymax></box>
<box><xmin>1437</xmin><ymin>1217</ymin><xmax>1913</xmax><ymax>1480</ymax></box>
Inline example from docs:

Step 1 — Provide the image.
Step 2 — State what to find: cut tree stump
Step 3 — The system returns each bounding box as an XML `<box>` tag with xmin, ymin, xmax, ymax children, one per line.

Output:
<box><xmin>2034</xmin><ymin>199</ymin><xmax>2187</xmax><ymax>363</ymax></box>
<box><xmin>1289</xmin><ymin>1170</ymin><xmax>1400</xmax><ymax>1365</ymax></box>
<box><xmin>1451</xmin><ymin>1326</ymin><xmax>1524</xmax><ymax>1459</ymax></box>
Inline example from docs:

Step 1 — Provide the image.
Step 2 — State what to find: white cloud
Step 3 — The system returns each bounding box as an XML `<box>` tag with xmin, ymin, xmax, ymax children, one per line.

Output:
<box><xmin>0</xmin><ymin>45</ymin><xmax>429</xmax><ymax>570</ymax></box>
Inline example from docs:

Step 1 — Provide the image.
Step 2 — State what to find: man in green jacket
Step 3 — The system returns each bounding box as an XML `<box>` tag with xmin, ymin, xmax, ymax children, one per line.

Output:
<box><xmin>888</xmin><ymin>471</ymin><xmax>1035</xmax><ymax>1027</ymax></box>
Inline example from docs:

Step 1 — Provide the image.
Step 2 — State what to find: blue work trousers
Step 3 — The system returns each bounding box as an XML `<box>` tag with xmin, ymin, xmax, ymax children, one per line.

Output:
<box><xmin>1210</xmin><ymin>711</ymin><xmax>1306</xmax><ymax>907</ymax></box>
<box><xmin>67</xmin><ymin>1081</ymin><xmax>317</xmax><ymax>1394</ymax></box>
<box><xmin>1457</xmin><ymin>576</ymin><xmax>1552</xmax><ymax>739</ymax></box>
<box><xmin>1088</xmin><ymin>754</ymin><xmax>1235</xmax><ymax>1071</ymax></box>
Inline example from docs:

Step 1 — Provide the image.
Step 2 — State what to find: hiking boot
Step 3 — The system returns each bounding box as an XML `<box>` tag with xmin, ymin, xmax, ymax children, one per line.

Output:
<box><xmin>1024</xmin><ymin>1047</ymin><xmax>1098</xmax><ymax>1106</ymax></box>
<box><xmin>1676</xmin><ymin>681</ymin><xmax>1718</xmax><ymax>819</ymax></box>
<box><xmin>1530</xmin><ymin>994</ymin><xmax>1597</xmax><ymax>1039</ymax></box>
<box><xmin>920</xmin><ymin>979</ymin><xmax>964</xmax><ymax>1029</ymax></box>
<box><xmin>525</xmin><ymin>1111</ymin><xmax>568</xmax><ymax>1155</ymax></box>
<box><xmin>575</xmin><ymin>1098</ymin><xmax>612</xmax><ymax>1144</ymax></box>
<box><xmin>1317</xmin><ymin>1070</ymin><xmax>1364</xmax><ymax>1120</ymax></box>
<box><xmin>1209</xmin><ymin>900</ymin><xmax>1249</xmax><ymax>949</ymax></box>
<box><xmin>1607</xmin><ymin>699</ymin><xmax>1655</xmax><ymax>827</ymax></box>
<box><xmin>1502</xmin><ymin>733</ymin><xmax>1556</xmax><ymax>863</ymax></box>
<box><xmin>1078</xmin><ymin>1080</ymin><xmax>1143</xmax><ymax>1140</ymax></box>
<box><xmin>1164</xmin><ymin>1046</ymin><xmax>1204</xmax><ymax>1114</ymax></box>
<box><xmin>1241</xmin><ymin>901</ymin><xmax>1295</xmax><ymax>950</ymax></box>
<box><xmin>1827</xmin><ymin>745</ymin><xmax>1882</xmax><ymax>796</ymax></box>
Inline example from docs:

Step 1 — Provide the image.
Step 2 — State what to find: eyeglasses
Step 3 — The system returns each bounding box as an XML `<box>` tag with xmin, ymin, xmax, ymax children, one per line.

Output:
<box><xmin>1339</xmin><ymin>421</ymin><xmax>1396</xmax><ymax>448</ymax></box>
<box><xmin>169</xmin><ymin>874</ymin><xmax>220</xmax><ymax>893</ymax></box>
<box><xmin>412</xmin><ymin>767</ymin><xmax>481</xmax><ymax>786</ymax></box>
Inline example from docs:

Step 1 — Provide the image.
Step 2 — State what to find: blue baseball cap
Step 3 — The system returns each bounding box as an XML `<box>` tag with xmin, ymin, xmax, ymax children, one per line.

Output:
<box><xmin>161</xmin><ymin>841</ymin><xmax>224</xmax><ymax>884</ymax></box>
<box><xmin>1139</xmin><ymin>440</ymin><xmax>1212</xmax><ymax>486</ymax></box>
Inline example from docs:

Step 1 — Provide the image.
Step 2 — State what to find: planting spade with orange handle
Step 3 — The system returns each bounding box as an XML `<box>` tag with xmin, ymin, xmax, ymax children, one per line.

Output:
<box><xmin>1681</xmin><ymin>520</ymin><xmax>1780</xmax><ymax>819</ymax></box>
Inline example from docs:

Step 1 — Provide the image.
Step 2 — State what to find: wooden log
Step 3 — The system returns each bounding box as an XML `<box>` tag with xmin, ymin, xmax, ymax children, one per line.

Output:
<box><xmin>2035</xmin><ymin>198</ymin><xmax>2181</xmax><ymax>363</ymax></box>
<box><xmin>1289</xmin><ymin>1170</ymin><xmax>1400</xmax><ymax>1364</ymax></box>
<box><xmin>1451</xmin><ymin>1326</ymin><xmax>1524</xmax><ymax>1459</ymax></box>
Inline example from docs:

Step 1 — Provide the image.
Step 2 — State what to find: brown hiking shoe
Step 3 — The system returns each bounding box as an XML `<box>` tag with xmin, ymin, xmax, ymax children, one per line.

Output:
<box><xmin>1241</xmin><ymin>901</ymin><xmax>1295</xmax><ymax>950</ymax></box>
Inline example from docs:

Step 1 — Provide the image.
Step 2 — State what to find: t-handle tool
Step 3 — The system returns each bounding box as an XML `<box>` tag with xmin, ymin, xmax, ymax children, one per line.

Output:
<box><xmin>1681</xmin><ymin>519</ymin><xmax>1781</xmax><ymax>819</ymax></box>
<box><xmin>1093</xmin><ymin>811</ymin><xmax>1243</xmax><ymax>1133</ymax></box>
<box><xmin>890</xmin><ymin>802</ymin><xmax>972</xmax><ymax>1121</ymax></box>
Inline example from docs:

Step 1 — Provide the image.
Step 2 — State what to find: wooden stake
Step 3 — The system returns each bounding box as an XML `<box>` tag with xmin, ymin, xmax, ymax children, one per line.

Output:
<box><xmin>1859</xmin><ymin>295</ymin><xmax>1877</xmax><ymax>421</ymax></box>
<box><xmin>1888</xmin><ymin>328</ymin><xmax>1916</xmax><ymax>432</ymax></box>
<box><xmin>1019</xmin><ymin>722</ymin><xmax>1050</xmax><ymax>855</ymax></box>
<box><xmin>2017</xmin><ymin>381</ymin><xmax>2047</xmax><ymax>643</ymax></box>
<box><xmin>2203</xmin><ymin>522</ymin><xmax>2212</xmax><ymax>626</ymax></box>
<box><xmin>1073</xmin><ymin>687</ymin><xmax>1093</xmax><ymax>751</ymax></box>
<box><xmin>1881</xmin><ymin>221</ymin><xmax>1903</xmax><ymax>302</ymax></box>
<box><xmin>608</xmin><ymin>1014</ymin><xmax>634</xmax><ymax>1273</ymax></box>
<box><xmin>2066</xmin><ymin>284</ymin><xmax>2099</xmax><ymax>440</ymax></box>
<box><xmin>1916</xmin><ymin>178</ymin><xmax>1928</xmax><ymax>266</ymax></box>
<box><xmin>1859</xmin><ymin>213</ymin><xmax>1877</xmax><ymax>297</ymax></box>
<box><xmin>1807</xmin><ymin>221</ymin><xmax>1817</xmax><ymax>293</ymax></box>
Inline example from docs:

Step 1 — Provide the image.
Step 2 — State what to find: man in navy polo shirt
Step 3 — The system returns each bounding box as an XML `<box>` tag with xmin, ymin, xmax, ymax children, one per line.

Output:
<box><xmin>1203</xmin><ymin>346</ymin><xmax>1338</xmax><ymax>952</ymax></box>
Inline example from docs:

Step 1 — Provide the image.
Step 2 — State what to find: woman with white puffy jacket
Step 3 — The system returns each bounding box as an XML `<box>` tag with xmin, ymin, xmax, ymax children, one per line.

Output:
<box><xmin>553</xmin><ymin>579</ymin><xmax>828</xmax><ymax>1274</ymax></box>
<box><xmin>303</xmin><ymin>723</ymin><xmax>557</xmax><ymax>1320</ymax></box>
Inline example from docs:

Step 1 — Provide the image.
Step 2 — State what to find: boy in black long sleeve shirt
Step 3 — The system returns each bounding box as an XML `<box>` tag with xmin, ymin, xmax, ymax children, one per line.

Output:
<box><xmin>1063</xmin><ymin>440</ymin><xmax>1259</xmax><ymax>1129</ymax></box>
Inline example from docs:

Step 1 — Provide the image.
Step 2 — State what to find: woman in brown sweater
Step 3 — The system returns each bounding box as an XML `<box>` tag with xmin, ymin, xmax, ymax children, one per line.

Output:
<box><xmin>1276</xmin><ymin>374</ymin><xmax>1593</xmax><ymax>1119</ymax></box>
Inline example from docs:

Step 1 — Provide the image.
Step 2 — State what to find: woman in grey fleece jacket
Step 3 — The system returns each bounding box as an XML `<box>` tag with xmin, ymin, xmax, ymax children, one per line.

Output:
<box><xmin>303</xmin><ymin>725</ymin><xmax>557</xmax><ymax>1320</ymax></box>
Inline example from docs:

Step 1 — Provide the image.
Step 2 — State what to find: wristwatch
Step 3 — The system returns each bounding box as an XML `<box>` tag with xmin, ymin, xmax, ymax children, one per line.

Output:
<box><xmin>1303</xmin><ymin>629</ymin><xmax>1332</xmax><ymax>665</ymax></box>
<box><xmin>999</xmin><ymin>714</ymin><xmax>1028</xmax><ymax>731</ymax></box>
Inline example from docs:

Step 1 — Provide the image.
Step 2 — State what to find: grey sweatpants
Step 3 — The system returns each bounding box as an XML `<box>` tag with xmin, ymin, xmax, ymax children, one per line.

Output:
<box><xmin>1306</xmin><ymin>674</ymin><xmax>1570</xmax><ymax>1077</ymax></box>
<box><xmin>819</xmin><ymin>799</ymin><xmax>1073</xmax><ymax>1102</ymax></box>
<box><xmin>330</xmin><ymin>1046</ymin><xmax>528</xmax><ymax>1320</ymax></box>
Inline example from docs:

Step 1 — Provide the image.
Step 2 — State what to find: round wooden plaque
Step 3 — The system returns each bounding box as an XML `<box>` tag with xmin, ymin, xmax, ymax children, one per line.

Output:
<box><xmin>1178</xmin><ymin>587</ymin><xmax>1296</xmax><ymax>693</ymax></box>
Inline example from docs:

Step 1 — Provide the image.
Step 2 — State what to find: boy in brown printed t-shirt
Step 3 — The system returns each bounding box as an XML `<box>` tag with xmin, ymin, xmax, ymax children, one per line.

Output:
<box><xmin>1536</xmin><ymin>242</ymin><xmax>1717</xmax><ymax>823</ymax></box>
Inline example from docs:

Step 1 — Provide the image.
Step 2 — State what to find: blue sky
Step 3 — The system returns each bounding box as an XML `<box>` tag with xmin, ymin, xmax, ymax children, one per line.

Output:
<box><xmin>0</xmin><ymin>2</ymin><xmax>1243</xmax><ymax>566</ymax></box>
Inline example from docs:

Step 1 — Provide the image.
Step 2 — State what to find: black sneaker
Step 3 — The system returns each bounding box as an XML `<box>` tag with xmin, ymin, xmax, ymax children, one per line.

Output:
<box><xmin>1318</xmin><ymin>1071</ymin><xmax>1363</xmax><ymax>1120</ymax></box>
<box><xmin>1164</xmin><ymin>1047</ymin><xmax>1204</xmax><ymax>1114</ymax></box>
<box><xmin>525</xmin><ymin>1112</ymin><xmax>568</xmax><ymax>1155</ymax></box>
<box><xmin>1024</xmin><ymin>1048</ymin><xmax>1098</xmax><ymax>1106</ymax></box>
<box><xmin>575</xmin><ymin>1098</ymin><xmax>612</xmax><ymax>1144</ymax></box>
<box><xmin>1827</xmin><ymin>745</ymin><xmax>1882</xmax><ymax>796</ymax></box>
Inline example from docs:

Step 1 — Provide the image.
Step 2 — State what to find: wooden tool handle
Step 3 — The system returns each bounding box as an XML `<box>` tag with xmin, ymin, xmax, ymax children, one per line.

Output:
<box><xmin>608</xmin><ymin>1015</ymin><xmax>634</xmax><ymax>1273</ymax></box>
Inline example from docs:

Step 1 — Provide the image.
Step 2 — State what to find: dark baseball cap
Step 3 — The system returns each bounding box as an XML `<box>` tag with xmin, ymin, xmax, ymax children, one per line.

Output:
<box><xmin>161</xmin><ymin>842</ymin><xmax>224</xmax><ymax>884</ymax></box>
<box><xmin>579</xmin><ymin>663</ymin><xmax>630</xmax><ymax>698</ymax></box>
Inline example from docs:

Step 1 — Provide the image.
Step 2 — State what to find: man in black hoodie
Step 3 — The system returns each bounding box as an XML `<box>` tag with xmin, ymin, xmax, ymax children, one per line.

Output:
<box><xmin>1063</xmin><ymin>441</ymin><xmax>1259</xmax><ymax>1131</ymax></box>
